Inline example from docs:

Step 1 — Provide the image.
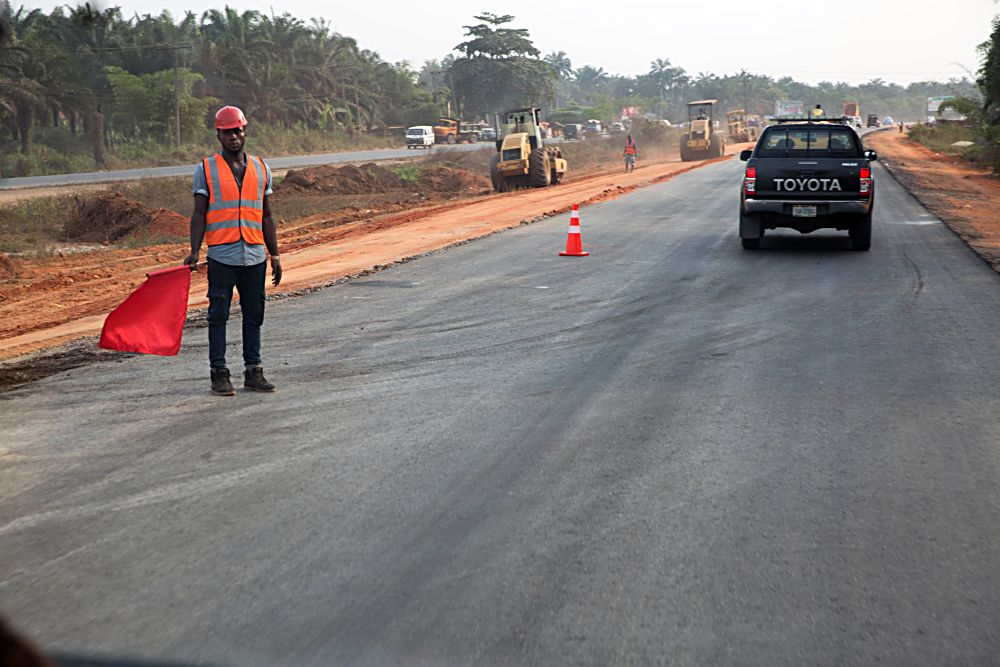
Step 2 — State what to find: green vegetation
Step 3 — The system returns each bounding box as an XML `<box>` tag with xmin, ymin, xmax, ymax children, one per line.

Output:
<box><xmin>449</xmin><ymin>13</ymin><xmax>555</xmax><ymax>118</ymax></box>
<box><xmin>0</xmin><ymin>175</ymin><xmax>196</xmax><ymax>253</ymax></box>
<box><xmin>905</xmin><ymin>15</ymin><xmax>1000</xmax><ymax>171</ymax></box>
<box><xmin>908</xmin><ymin>123</ymin><xmax>977</xmax><ymax>155</ymax></box>
<box><xmin>0</xmin><ymin>194</ymin><xmax>74</xmax><ymax>253</ymax></box>
<box><xmin>0</xmin><ymin>2</ymin><xmax>980</xmax><ymax>178</ymax></box>
<box><xmin>0</xmin><ymin>1</ymin><xmax>437</xmax><ymax>177</ymax></box>
<box><xmin>392</xmin><ymin>164</ymin><xmax>422</xmax><ymax>182</ymax></box>
<box><xmin>544</xmin><ymin>56</ymin><xmax>975</xmax><ymax>127</ymax></box>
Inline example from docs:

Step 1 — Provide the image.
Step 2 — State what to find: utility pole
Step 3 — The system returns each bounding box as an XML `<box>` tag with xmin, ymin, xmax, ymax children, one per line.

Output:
<box><xmin>174</xmin><ymin>50</ymin><xmax>181</xmax><ymax>149</ymax></box>
<box><xmin>740</xmin><ymin>69</ymin><xmax>749</xmax><ymax>115</ymax></box>
<box><xmin>447</xmin><ymin>69</ymin><xmax>457</xmax><ymax>118</ymax></box>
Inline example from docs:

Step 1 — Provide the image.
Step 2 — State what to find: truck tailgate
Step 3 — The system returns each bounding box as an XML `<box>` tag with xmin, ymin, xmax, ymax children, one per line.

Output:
<box><xmin>755</xmin><ymin>158</ymin><xmax>865</xmax><ymax>199</ymax></box>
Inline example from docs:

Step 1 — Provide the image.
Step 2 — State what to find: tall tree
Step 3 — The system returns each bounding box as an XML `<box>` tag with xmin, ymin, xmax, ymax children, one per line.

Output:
<box><xmin>544</xmin><ymin>51</ymin><xmax>572</xmax><ymax>79</ymax></box>
<box><xmin>978</xmin><ymin>15</ymin><xmax>1000</xmax><ymax>122</ymax></box>
<box><xmin>449</xmin><ymin>13</ymin><xmax>554</xmax><ymax>118</ymax></box>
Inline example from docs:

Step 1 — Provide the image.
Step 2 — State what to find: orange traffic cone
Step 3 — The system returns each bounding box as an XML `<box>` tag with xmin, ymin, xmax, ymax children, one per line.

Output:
<box><xmin>559</xmin><ymin>204</ymin><xmax>589</xmax><ymax>257</ymax></box>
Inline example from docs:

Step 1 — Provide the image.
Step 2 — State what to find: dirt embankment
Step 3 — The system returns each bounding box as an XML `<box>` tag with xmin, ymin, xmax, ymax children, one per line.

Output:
<box><xmin>866</xmin><ymin>129</ymin><xmax>1000</xmax><ymax>271</ymax></box>
<box><xmin>63</xmin><ymin>192</ymin><xmax>189</xmax><ymax>243</ymax></box>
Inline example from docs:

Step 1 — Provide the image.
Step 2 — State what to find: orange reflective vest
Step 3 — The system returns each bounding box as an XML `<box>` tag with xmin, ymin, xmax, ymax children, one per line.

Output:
<box><xmin>202</xmin><ymin>153</ymin><xmax>267</xmax><ymax>247</ymax></box>
<box><xmin>624</xmin><ymin>140</ymin><xmax>636</xmax><ymax>156</ymax></box>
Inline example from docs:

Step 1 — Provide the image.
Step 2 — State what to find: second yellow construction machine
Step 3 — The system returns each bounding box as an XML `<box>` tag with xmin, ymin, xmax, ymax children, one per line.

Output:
<box><xmin>680</xmin><ymin>99</ymin><xmax>726</xmax><ymax>161</ymax></box>
<box><xmin>726</xmin><ymin>109</ymin><xmax>758</xmax><ymax>143</ymax></box>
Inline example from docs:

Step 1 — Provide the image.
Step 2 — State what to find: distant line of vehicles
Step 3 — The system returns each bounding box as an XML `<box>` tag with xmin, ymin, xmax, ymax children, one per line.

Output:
<box><xmin>406</xmin><ymin>114</ymin><xmax>631</xmax><ymax>149</ymax></box>
<box><xmin>405</xmin><ymin>118</ymin><xmax>494</xmax><ymax>149</ymax></box>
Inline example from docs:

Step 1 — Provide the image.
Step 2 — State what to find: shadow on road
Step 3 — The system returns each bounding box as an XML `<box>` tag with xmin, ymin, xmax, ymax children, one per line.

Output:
<box><xmin>755</xmin><ymin>233</ymin><xmax>856</xmax><ymax>253</ymax></box>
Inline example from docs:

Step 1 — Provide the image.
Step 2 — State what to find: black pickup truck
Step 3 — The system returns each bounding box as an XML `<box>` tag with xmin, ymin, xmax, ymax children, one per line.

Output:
<box><xmin>738</xmin><ymin>117</ymin><xmax>877</xmax><ymax>250</ymax></box>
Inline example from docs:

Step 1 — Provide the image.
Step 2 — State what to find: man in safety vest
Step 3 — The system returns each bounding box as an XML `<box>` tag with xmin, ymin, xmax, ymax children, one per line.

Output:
<box><xmin>623</xmin><ymin>134</ymin><xmax>637</xmax><ymax>173</ymax></box>
<box><xmin>183</xmin><ymin>105</ymin><xmax>282</xmax><ymax>396</ymax></box>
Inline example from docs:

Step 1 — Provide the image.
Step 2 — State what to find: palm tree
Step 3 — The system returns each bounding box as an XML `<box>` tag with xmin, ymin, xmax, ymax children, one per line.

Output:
<box><xmin>574</xmin><ymin>65</ymin><xmax>608</xmax><ymax>101</ymax></box>
<box><xmin>649</xmin><ymin>58</ymin><xmax>689</xmax><ymax>116</ymax></box>
<box><xmin>543</xmin><ymin>51</ymin><xmax>572</xmax><ymax>108</ymax></box>
<box><xmin>544</xmin><ymin>51</ymin><xmax>572</xmax><ymax>79</ymax></box>
<box><xmin>1</xmin><ymin>4</ymin><xmax>64</xmax><ymax>153</ymax></box>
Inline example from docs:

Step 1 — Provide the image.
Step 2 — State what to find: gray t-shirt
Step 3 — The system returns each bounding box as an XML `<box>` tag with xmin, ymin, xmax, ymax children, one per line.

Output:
<box><xmin>193</xmin><ymin>156</ymin><xmax>274</xmax><ymax>267</ymax></box>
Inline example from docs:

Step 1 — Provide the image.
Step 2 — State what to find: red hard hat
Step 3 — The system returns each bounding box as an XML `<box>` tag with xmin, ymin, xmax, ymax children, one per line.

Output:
<box><xmin>215</xmin><ymin>106</ymin><xmax>247</xmax><ymax>130</ymax></box>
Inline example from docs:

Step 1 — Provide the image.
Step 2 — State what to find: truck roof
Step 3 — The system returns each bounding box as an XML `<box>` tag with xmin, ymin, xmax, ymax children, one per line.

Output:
<box><xmin>768</xmin><ymin>115</ymin><xmax>855</xmax><ymax>125</ymax></box>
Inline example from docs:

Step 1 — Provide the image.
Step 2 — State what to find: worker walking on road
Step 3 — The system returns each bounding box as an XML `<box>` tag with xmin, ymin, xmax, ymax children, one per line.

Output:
<box><xmin>623</xmin><ymin>134</ymin><xmax>637</xmax><ymax>173</ymax></box>
<box><xmin>183</xmin><ymin>105</ymin><xmax>283</xmax><ymax>396</ymax></box>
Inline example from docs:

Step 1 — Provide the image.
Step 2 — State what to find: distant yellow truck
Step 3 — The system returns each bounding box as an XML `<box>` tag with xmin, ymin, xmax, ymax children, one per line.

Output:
<box><xmin>432</xmin><ymin>118</ymin><xmax>488</xmax><ymax>144</ymax></box>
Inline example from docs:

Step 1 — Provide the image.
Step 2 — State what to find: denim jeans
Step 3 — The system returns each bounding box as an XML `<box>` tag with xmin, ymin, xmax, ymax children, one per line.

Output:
<box><xmin>207</xmin><ymin>258</ymin><xmax>266</xmax><ymax>369</ymax></box>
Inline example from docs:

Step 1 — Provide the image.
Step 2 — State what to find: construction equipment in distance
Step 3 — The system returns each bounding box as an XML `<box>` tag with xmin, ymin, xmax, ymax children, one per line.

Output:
<box><xmin>490</xmin><ymin>107</ymin><xmax>567</xmax><ymax>192</ymax></box>
<box><xmin>681</xmin><ymin>99</ymin><xmax>726</xmax><ymax>161</ymax></box>
<box><xmin>432</xmin><ymin>118</ymin><xmax>488</xmax><ymax>144</ymax></box>
<box><xmin>726</xmin><ymin>109</ymin><xmax>758</xmax><ymax>143</ymax></box>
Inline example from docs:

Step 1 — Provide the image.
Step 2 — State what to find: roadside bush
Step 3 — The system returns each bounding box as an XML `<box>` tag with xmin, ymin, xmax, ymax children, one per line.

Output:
<box><xmin>908</xmin><ymin>96</ymin><xmax>1000</xmax><ymax>172</ymax></box>
<box><xmin>0</xmin><ymin>195</ymin><xmax>75</xmax><ymax>253</ymax></box>
<box><xmin>630</xmin><ymin>117</ymin><xmax>674</xmax><ymax>148</ymax></box>
<box><xmin>908</xmin><ymin>122</ymin><xmax>975</xmax><ymax>153</ymax></box>
<box><xmin>12</xmin><ymin>157</ymin><xmax>35</xmax><ymax>178</ymax></box>
<box><xmin>0</xmin><ymin>120</ymin><xmax>402</xmax><ymax>179</ymax></box>
<box><xmin>34</xmin><ymin>126</ymin><xmax>91</xmax><ymax>158</ymax></box>
<box><xmin>906</xmin><ymin>122</ymin><xmax>997</xmax><ymax>169</ymax></box>
<box><xmin>392</xmin><ymin>164</ymin><xmax>422</xmax><ymax>182</ymax></box>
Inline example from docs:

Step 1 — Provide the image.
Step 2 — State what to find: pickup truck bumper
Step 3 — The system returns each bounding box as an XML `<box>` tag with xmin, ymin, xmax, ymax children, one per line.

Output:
<box><xmin>743</xmin><ymin>198</ymin><xmax>871</xmax><ymax>216</ymax></box>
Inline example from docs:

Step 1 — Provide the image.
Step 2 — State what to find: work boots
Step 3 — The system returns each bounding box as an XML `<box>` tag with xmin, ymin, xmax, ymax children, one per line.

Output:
<box><xmin>244</xmin><ymin>366</ymin><xmax>276</xmax><ymax>393</ymax></box>
<box><xmin>210</xmin><ymin>368</ymin><xmax>235</xmax><ymax>396</ymax></box>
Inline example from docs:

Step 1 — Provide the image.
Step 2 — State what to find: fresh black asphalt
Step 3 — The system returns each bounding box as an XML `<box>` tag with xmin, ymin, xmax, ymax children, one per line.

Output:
<box><xmin>2</xmin><ymin>157</ymin><xmax>999</xmax><ymax>665</ymax></box>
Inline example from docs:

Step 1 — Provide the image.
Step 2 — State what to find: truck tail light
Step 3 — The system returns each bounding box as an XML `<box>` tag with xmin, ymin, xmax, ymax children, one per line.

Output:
<box><xmin>744</xmin><ymin>166</ymin><xmax>756</xmax><ymax>195</ymax></box>
<box><xmin>859</xmin><ymin>167</ymin><xmax>872</xmax><ymax>196</ymax></box>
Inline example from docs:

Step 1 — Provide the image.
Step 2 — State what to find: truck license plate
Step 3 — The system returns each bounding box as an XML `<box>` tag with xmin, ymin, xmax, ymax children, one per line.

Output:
<box><xmin>792</xmin><ymin>205</ymin><xmax>817</xmax><ymax>218</ymax></box>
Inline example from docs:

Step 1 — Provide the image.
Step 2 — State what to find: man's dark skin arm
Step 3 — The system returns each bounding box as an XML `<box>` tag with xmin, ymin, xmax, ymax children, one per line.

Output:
<box><xmin>262</xmin><ymin>194</ymin><xmax>281</xmax><ymax>286</ymax></box>
<box><xmin>183</xmin><ymin>194</ymin><xmax>208</xmax><ymax>268</ymax></box>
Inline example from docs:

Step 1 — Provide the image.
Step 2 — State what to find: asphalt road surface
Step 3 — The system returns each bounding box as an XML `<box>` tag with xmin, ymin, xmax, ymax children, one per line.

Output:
<box><xmin>3</xmin><ymin>159</ymin><xmax>1000</xmax><ymax>665</ymax></box>
<box><xmin>0</xmin><ymin>142</ymin><xmax>488</xmax><ymax>190</ymax></box>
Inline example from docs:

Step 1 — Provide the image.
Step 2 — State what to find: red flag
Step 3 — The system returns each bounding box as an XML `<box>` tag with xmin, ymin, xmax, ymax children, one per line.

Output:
<box><xmin>99</xmin><ymin>265</ymin><xmax>192</xmax><ymax>356</ymax></box>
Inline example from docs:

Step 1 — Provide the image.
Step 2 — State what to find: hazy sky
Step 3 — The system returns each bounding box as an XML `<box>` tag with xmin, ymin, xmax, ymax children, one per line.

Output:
<box><xmin>27</xmin><ymin>0</ymin><xmax>996</xmax><ymax>85</ymax></box>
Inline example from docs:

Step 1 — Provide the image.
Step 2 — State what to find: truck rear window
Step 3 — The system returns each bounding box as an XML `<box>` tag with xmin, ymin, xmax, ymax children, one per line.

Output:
<box><xmin>758</xmin><ymin>128</ymin><xmax>859</xmax><ymax>157</ymax></box>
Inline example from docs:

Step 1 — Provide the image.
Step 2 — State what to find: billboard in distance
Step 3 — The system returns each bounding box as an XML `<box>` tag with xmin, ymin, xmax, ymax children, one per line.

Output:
<box><xmin>774</xmin><ymin>100</ymin><xmax>804</xmax><ymax>116</ymax></box>
<box><xmin>927</xmin><ymin>96</ymin><xmax>953</xmax><ymax>113</ymax></box>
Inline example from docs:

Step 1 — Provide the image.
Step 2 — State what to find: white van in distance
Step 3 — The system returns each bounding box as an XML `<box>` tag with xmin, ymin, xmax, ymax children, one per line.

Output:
<box><xmin>405</xmin><ymin>126</ymin><xmax>434</xmax><ymax>149</ymax></box>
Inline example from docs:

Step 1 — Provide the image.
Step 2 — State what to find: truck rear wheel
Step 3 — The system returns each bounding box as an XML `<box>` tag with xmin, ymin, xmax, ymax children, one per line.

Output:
<box><xmin>529</xmin><ymin>148</ymin><xmax>551</xmax><ymax>187</ymax></box>
<box><xmin>740</xmin><ymin>210</ymin><xmax>762</xmax><ymax>249</ymax></box>
<box><xmin>850</xmin><ymin>211</ymin><xmax>872</xmax><ymax>251</ymax></box>
<box><xmin>680</xmin><ymin>134</ymin><xmax>691</xmax><ymax>162</ymax></box>
<box><xmin>447</xmin><ymin>134</ymin><xmax>456</xmax><ymax>144</ymax></box>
